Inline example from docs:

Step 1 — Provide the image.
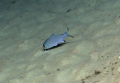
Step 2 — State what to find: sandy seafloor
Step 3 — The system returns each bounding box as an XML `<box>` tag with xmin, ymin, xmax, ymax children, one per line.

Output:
<box><xmin>0</xmin><ymin>0</ymin><xmax>120</xmax><ymax>83</ymax></box>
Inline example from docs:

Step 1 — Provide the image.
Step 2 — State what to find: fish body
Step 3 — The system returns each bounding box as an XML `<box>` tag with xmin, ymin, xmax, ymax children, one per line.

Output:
<box><xmin>43</xmin><ymin>28</ymin><xmax>74</xmax><ymax>50</ymax></box>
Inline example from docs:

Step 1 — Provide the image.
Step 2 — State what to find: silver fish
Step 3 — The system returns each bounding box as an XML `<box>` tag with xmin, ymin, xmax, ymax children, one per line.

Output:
<box><xmin>43</xmin><ymin>28</ymin><xmax>74</xmax><ymax>50</ymax></box>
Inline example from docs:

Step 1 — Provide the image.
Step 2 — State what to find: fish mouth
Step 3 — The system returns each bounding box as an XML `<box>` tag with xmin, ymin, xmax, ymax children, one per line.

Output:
<box><xmin>43</xmin><ymin>45</ymin><xmax>46</xmax><ymax>49</ymax></box>
<box><xmin>43</xmin><ymin>45</ymin><xmax>48</xmax><ymax>51</ymax></box>
<box><xmin>43</xmin><ymin>47</ymin><xmax>47</xmax><ymax>51</ymax></box>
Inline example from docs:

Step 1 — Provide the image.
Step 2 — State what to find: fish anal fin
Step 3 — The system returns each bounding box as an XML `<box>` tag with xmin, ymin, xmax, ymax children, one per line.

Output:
<box><xmin>62</xmin><ymin>40</ymin><xmax>66</xmax><ymax>43</ymax></box>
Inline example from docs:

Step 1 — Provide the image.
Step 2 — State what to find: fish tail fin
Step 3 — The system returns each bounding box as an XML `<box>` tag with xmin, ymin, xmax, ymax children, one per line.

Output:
<box><xmin>63</xmin><ymin>28</ymin><xmax>74</xmax><ymax>38</ymax></box>
<box><xmin>63</xmin><ymin>27</ymin><xmax>69</xmax><ymax>36</ymax></box>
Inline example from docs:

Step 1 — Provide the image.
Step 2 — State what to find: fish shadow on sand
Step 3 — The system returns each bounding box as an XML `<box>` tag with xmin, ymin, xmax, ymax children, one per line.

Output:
<box><xmin>43</xmin><ymin>42</ymin><xmax>66</xmax><ymax>51</ymax></box>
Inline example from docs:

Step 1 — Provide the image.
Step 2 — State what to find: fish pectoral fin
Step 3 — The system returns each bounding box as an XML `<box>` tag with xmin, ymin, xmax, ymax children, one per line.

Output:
<box><xmin>58</xmin><ymin>40</ymin><xmax>66</xmax><ymax>45</ymax></box>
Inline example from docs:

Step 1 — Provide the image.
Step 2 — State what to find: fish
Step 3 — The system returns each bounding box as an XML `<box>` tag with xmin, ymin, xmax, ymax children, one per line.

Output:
<box><xmin>43</xmin><ymin>28</ymin><xmax>74</xmax><ymax>51</ymax></box>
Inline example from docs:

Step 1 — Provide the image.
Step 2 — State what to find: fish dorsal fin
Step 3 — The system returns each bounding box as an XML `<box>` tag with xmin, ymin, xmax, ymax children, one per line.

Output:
<box><xmin>50</xmin><ymin>34</ymin><xmax>54</xmax><ymax>36</ymax></box>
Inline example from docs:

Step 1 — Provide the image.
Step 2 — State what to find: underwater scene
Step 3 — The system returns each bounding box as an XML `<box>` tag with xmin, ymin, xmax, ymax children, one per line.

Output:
<box><xmin>0</xmin><ymin>0</ymin><xmax>120</xmax><ymax>83</ymax></box>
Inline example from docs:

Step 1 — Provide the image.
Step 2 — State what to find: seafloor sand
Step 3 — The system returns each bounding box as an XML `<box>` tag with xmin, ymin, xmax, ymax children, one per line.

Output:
<box><xmin>0</xmin><ymin>0</ymin><xmax>120</xmax><ymax>83</ymax></box>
